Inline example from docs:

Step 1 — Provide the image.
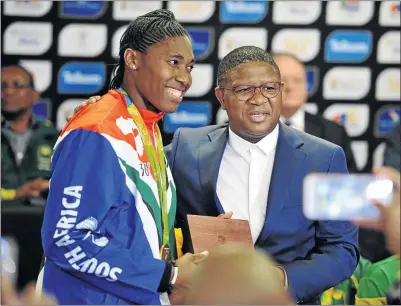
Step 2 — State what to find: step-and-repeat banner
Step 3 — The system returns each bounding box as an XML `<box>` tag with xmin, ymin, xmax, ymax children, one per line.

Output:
<box><xmin>1</xmin><ymin>1</ymin><xmax>400</xmax><ymax>172</ymax></box>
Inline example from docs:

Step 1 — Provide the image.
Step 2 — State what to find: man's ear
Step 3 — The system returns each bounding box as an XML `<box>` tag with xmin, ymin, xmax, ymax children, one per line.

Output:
<box><xmin>215</xmin><ymin>87</ymin><xmax>227</xmax><ymax>110</ymax></box>
<box><xmin>31</xmin><ymin>89</ymin><xmax>40</xmax><ymax>105</ymax></box>
<box><xmin>124</xmin><ymin>48</ymin><xmax>139</xmax><ymax>70</ymax></box>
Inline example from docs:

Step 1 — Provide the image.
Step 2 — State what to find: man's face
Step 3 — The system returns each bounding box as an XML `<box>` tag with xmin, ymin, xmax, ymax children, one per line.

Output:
<box><xmin>216</xmin><ymin>61</ymin><xmax>282</xmax><ymax>140</ymax></box>
<box><xmin>274</xmin><ymin>55</ymin><xmax>307</xmax><ymax>116</ymax></box>
<box><xmin>134</xmin><ymin>35</ymin><xmax>195</xmax><ymax>113</ymax></box>
<box><xmin>1</xmin><ymin>66</ymin><xmax>39</xmax><ymax>113</ymax></box>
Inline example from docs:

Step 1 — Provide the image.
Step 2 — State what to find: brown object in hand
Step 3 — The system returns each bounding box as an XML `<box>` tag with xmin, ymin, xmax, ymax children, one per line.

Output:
<box><xmin>187</xmin><ymin>215</ymin><xmax>254</xmax><ymax>253</ymax></box>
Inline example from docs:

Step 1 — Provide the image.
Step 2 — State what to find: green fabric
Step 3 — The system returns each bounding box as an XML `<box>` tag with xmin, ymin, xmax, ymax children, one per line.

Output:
<box><xmin>321</xmin><ymin>256</ymin><xmax>372</xmax><ymax>305</ymax></box>
<box><xmin>1</xmin><ymin>119</ymin><xmax>58</xmax><ymax>191</ymax></box>
<box><xmin>357</xmin><ymin>255</ymin><xmax>400</xmax><ymax>299</ymax></box>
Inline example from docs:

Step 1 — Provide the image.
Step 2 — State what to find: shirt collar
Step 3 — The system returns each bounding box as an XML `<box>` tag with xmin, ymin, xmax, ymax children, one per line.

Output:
<box><xmin>1</xmin><ymin>113</ymin><xmax>39</xmax><ymax>130</ymax></box>
<box><xmin>280</xmin><ymin>108</ymin><xmax>305</xmax><ymax>131</ymax></box>
<box><xmin>228</xmin><ymin>123</ymin><xmax>279</xmax><ymax>157</ymax></box>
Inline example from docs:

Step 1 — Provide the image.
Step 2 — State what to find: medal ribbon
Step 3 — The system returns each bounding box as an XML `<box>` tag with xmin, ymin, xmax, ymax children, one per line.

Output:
<box><xmin>119</xmin><ymin>89</ymin><xmax>169</xmax><ymax>252</ymax></box>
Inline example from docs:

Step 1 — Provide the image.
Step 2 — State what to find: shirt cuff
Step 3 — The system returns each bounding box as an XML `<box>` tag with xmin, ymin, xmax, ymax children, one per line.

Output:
<box><xmin>276</xmin><ymin>265</ymin><xmax>288</xmax><ymax>290</ymax></box>
<box><xmin>171</xmin><ymin>267</ymin><xmax>179</xmax><ymax>285</ymax></box>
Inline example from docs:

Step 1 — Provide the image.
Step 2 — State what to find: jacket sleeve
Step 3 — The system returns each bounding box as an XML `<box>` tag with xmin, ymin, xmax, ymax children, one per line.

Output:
<box><xmin>41</xmin><ymin>129</ymin><xmax>172</xmax><ymax>304</ymax></box>
<box><xmin>281</xmin><ymin>147</ymin><xmax>360</xmax><ymax>303</ymax></box>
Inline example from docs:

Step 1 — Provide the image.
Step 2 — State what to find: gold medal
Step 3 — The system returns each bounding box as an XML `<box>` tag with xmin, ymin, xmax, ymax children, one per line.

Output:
<box><xmin>160</xmin><ymin>244</ymin><xmax>171</xmax><ymax>261</ymax></box>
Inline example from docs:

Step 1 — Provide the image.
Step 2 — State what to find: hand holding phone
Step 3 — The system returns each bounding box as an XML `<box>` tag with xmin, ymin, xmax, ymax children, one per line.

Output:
<box><xmin>303</xmin><ymin>173</ymin><xmax>394</xmax><ymax>221</ymax></box>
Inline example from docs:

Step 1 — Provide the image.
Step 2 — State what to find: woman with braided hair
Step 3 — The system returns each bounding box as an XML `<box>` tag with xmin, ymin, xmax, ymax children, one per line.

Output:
<box><xmin>41</xmin><ymin>9</ymin><xmax>208</xmax><ymax>305</ymax></box>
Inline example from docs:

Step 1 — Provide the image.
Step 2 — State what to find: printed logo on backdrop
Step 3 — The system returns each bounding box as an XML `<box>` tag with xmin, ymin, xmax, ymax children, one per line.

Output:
<box><xmin>272</xmin><ymin>1</ymin><xmax>321</xmax><ymax>25</ymax></box>
<box><xmin>112</xmin><ymin>1</ymin><xmax>162</xmax><ymax>20</ymax></box>
<box><xmin>186</xmin><ymin>28</ymin><xmax>215</xmax><ymax>60</ymax></box>
<box><xmin>323</xmin><ymin>104</ymin><xmax>369</xmax><ymax>137</ymax></box>
<box><xmin>56</xmin><ymin>99</ymin><xmax>83</xmax><ymax>131</ymax></box>
<box><xmin>58</xmin><ymin>24</ymin><xmax>107</xmax><ymax>58</ymax></box>
<box><xmin>185</xmin><ymin>64</ymin><xmax>214</xmax><ymax>97</ymax></box>
<box><xmin>163</xmin><ymin>102</ymin><xmax>212</xmax><ymax>133</ymax></box>
<box><xmin>167</xmin><ymin>1</ymin><xmax>215</xmax><ymax>23</ymax></box>
<box><xmin>325</xmin><ymin>30</ymin><xmax>372</xmax><ymax>63</ymax></box>
<box><xmin>379</xmin><ymin>1</ymin><xmax>401</xmax><ymax>27</ymax></box>
<box><xmin>58</xmin><ymin>62</ymin><xmax>106</xmax><ymax>94</ymax></box>
<box><xmin>323</xmin><ymin>67</ymin><xmax>371</xmax><ymax>100</ymax></box>
<box><xmin>32</xmin><ymin>99</ymin><xmax>51</xmax><ymax>121</ymax></box>
<box><xmin>326</xmin><ymin>1</ymin><xmax>374</xmax><ymax>26</ymax></box>
<box><xmin>350</xmin><ymin>141</ymin><xmax>369</xmax><ymax>171</ymax></box>
<box><xmin>3</xmin><ymin>1</ymin><xmax>53</xmax><ymax>17</ymax></box>
<box><xmin>3</xmin><ymin>22</ymin><xmax>53</xmax><ymax>55</ymax></box>
<box><xmin>271</xmin><ymin>29</ymin><xmax>320</xmax><ymax>62</ymax></box>
<box><xmin>374</xmin><ymin>106</ymin><xmax>401</xmax><ymax>138</ymax></box>
<box><xmin>305</xmin><ymin>66</ymin><xmax>319</xmax><ymax>97</ymax></box>
<box><xmin>112</xmin><ymin>25</ymin><xmax>129</xmax><ymax>58</ymax></box>
<box><xmin>19</xmin><ymin>60</ymin><xmax>52</xmax><ymax>93</ymax></box>
<box><xmin>59</xmin><ymin>1</ymin><xmax>107</xmax><ymax>19</ymax></box>
<box><xmin>375</xmin><ymin>68</ymin><xmax>401</xmax><ymax>101</ymax></box>
<box><xmin>218</xmin><ymin>28</ymin><xmax>268</xmax><ymax>60</ymax></box>
<box><xmin>220</xmin><ymin>1</ymin><xmax>268</xmax><ymax>24</ymax></box>
<box><xmin>377</xmin><ymin>31</ymin><xmax>401</xmax><ymax>64</ymax></box>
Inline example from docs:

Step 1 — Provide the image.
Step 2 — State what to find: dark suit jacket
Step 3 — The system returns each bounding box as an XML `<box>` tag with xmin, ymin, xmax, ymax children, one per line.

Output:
<box><xmin>305</xmin><ymin>112</ymin><xmax>358</xmax><ymax>173</ymax></box>
<box><xmin>384</xmin><ymin>123</ymin><xmax>400</xmax><ymax>171</ymax></box>
<box><xmin>165</xmin><ymin>123</ymin><xmax>359</xmax><ymax>304</ymax></box>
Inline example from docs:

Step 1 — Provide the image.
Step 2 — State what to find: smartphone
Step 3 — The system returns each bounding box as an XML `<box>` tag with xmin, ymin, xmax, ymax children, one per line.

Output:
<box><xmin>303</xmin><ymin>173</ymin><xmax>394</xmax><ymax>221</ymax></box>
<box><xmin>1</xmin><ymin>236</ymin><xmax>19</xmax><ymax>286</ymax></box>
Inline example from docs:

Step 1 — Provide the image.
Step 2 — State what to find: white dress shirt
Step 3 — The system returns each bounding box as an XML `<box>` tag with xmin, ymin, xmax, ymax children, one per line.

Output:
<box><xmin>216</xmin><ymin>124</ymin><xmax>279</xmax><ymax>242</ymax></box>
<box><xmin>280</xmin><ymin>108</ymin><xmax>305</xmax><ymax>131</ymax></box>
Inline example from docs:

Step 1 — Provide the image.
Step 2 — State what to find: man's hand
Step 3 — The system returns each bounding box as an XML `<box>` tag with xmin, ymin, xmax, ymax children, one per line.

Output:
<box><xmin>66</xmin><ymin>96</ymin><xmax>101</xmax><ymax>122</ymax></box>
<box><xmin>169</xmin><ymin>251</ymin><xmax>209</xmax><ymax>304</ymax></box>
<box><xmin>218</xmin><ymin>211</ymin><xmax>233</xmax><ymax>219</ymax></box>
<box><xmin>353</xmin><ymin>166</ymin><xmax>401</xmax><ymax>256</ymax></box>
<box><xmin>15</xmin><ymin>178</ymin><xmax>49</xmax><ymax>199</ymax></box>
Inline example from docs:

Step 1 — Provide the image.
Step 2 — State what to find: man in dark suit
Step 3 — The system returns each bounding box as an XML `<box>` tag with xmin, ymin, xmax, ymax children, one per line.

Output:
<box><xmin>272</xmin><ymin>53</ymin><xmax>358</xmax><ymax>173</ymax></box>
<box><xmin>384</xmin><ymin>123</ymin><xmax>400</xmax><ymax>171</ymax></box>
<box><xmin>165</xmin><ymin>46</ymin><xmax>359</xmax><ymax>304</ymax></box>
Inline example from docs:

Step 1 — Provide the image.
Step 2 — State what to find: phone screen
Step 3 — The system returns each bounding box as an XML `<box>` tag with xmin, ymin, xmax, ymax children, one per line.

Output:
<box><xmin>1</xmin><ymin>237</ymin><xmax>19</xmax><ymax>286</ymax></box>
<box><xmin>303</xmin><ymin>173</ymin><xmax>394</xmax><ymax>220</ymax></box>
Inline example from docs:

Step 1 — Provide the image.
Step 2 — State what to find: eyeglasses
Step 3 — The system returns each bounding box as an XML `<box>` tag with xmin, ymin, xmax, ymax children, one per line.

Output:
<box><xmin>1</xmin><ymin>81</ymin><xmax>32</xmax><ymax>90</ymax></box>
<box><xmin>220</xmin><ymin>82</ymin><xmax>283</xmax><ymax>101</ymax></box>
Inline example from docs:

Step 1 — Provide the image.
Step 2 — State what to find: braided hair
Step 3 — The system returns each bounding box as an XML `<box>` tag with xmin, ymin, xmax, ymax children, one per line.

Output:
<box><xmin>110</xmin><ymin>9</ymin><xmax>189</xmax><ymax>89</ymax></box>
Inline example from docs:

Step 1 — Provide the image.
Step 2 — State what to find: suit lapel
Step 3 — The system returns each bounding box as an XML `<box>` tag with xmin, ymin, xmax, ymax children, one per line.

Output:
<box><xmin>256</xmin><ymin>124</ymin><xmax>306</xmax><ymax>245</ymax></box>
<box><xmin>198</xmin><ymin>125</ymin><xmax>229</xmax><ymax>215</ymax></box>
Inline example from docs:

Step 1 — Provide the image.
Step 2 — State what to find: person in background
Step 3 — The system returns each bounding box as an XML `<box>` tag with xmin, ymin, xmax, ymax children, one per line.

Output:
<box><xmin>384</xmin><ymin>123</ymin><xmax>400</xmax><ymax>171</ymax></box>
<box><xmin>353</xmin><ymin>166</ymin><xmax>401</xmax><ymax>305</ymax></box>
<box><xmin>184</xmin><ymin>244</ymin><xmax>293</xmax><ymax>305</ymax></box>
<box><xmin>1</xmin><ymin>64</ymin><xmax>57</xmax><ymax>205</ymax></box>
<box><xmin>272</xmin><ymin>53</ymin><xmax>357</xmax><ymax>173</ymax></box>
<box><xmin>41</xmin><ymin>9</ymin><xmax>207</xmax><ymax>305</ymax></box>
<box><xmin>359</xmin><ymin>123</ymin><xmax>400</xmax><ymax>264</ymax></box>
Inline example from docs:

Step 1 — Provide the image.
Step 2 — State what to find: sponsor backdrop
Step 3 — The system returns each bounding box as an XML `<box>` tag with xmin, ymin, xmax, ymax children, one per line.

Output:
<box><xmin>1</xmin><ymin>1</ymin><xmax>400</xmax><ymax>172</ymax></box>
